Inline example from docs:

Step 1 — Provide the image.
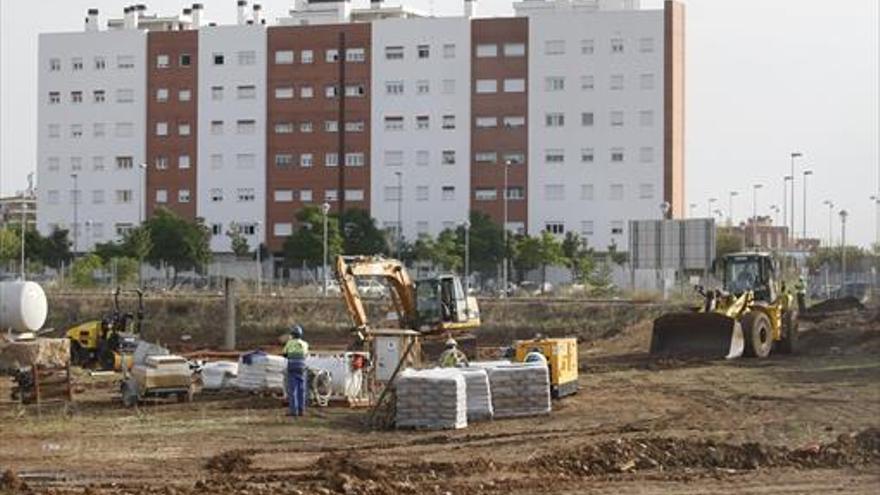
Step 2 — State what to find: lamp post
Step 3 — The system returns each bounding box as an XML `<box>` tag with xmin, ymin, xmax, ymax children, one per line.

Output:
<box><xmin>322</xmin><ymin>202</ymin><xmax>331</xmax><ymax>297</ymax></box>
<box><xmin>255</xmin><ymin>221</ymin><xmax>262</xmax><ymax>295</ymax></box>
<box><xmin>463</xmin><ymin>219</ymin><xmax>471</xmax><ymax>313</ymax></box>
<box><xmin>138</xmin><ymin>162</ymin><xmax>147</xmax><ymax>224</ymax></box>
<box><xmin>871</xmin><ymin>196</ymin><xmax>880</xmax><ymax>247</ymax></box>
<box><xmin>502</xmin><ymin>159</ymin><xmax>512</xmax><ymax>298</ymax></box>
<box><xmin>707</xmin><ymin>197</ymin><xmax>717</xmax><ymax>218</ymax></box>
<box><xmin>688</xmin><ymin>203</ymin><xmax>697</xmax><ymax>219</ymax></box>
<box><xmin>752</xmin><ymin>184</ymin><xmax>763</xmax><ymax>248</ymax></box>
<box><xmin>85</xmin><ymin>220</ymin><xmax>93</xmax><ymax>253</ymax></box>
<box><xmin>783</xmin><ymin>175</ymin><xmax>793</xmax><ymax>244</ymax></box>
<box><xmin>802</xmin><ymin>169</ymin><xmax>813</xmax><ymax>239</ymax></box>
<box><xmin>769</xmin><ymin>205</ymin><xmax>780</xmax><ymax>227</ymax></box>
<box><xmin>71</xmin><ymin>173</ymin><xmax>79</xmax><ymax>254</ymax></box>
<box><xmin>790</xmin><ymin>152</ymin><xmax>802</xmax><ymax>244</ymax></box>
<box><xmin>839</xmin><ymin>209</ymin><xmax>848</xmax><ymax>285</ymax></box>
<box><xmin>394</xmin><ymin>171</ymin><xmax>403</xmax><ymax>258</ymax></box>
<box><xmin>822</xmin><ymin>200</ymin><xmax>834</xmax><ymax>247</ymax></box>
<box><xmin>728</xmin><ymin>191</ymin><xmax>738</xmax><ymax>226</ymax></box>
<box><xmin>20</xmin><ymin>203</ymin><xmax>27</xmax><ymax>280</ymax></box>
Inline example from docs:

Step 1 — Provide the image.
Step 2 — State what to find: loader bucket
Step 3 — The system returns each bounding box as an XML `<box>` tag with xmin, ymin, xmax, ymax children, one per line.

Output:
<box><xmin>649</xmin><ymin>312</ymin><xmax>745</xmax><ymax>359</ymax></box>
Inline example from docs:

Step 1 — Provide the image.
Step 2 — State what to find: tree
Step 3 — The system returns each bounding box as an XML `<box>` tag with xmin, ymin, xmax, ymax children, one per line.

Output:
<box><xmin>144</xmin><ymin>208</ymin><xmax>212</xmax><ymax>286</ymax></box>
<box><xmin>341</xmin><ymin>209</ymin><xmax>388</xmax><ymax>255</ymax></box>
<box><xmin>513</xmin><ymin>235</ymin><xmax>542</xmax><ymax>281</ymax></box>
<box><xmin>106</xmin><ymin>256</ymin><xmax>140</xmax><ymax>286</ymax></box>
<box><xmin>40</xmin><ymin>228</ymin><xmax>73</xmax><ymax>269</ymax></box>
<box><xmin>226</xmin><ymin>224</ymin><xmax>251</xmax><ymax>257</ymax></box>
<box><xmin>466</xmin><ymin>211</ymin><xmax>504</xmax><ymax>276</ymax></box>
<box><xmin>70</xmin><ymin>254</ymin><xmax>103</xmax><ymax>287</ymax></box>
<box><xmin>123</xmin><ymin>226</ymin><xmax>152</xmax><ymax>263</ymax></box>
<box><xmin>433</xmin><ymin>229</ymin><xmax>463</xmax><ymax>272</ymax></box>
<box><xmin>561</xmin><ymin>232</ymin><xmax>596</xmax><ymax>285</ymax></box>
<box><xmin>716</xmin><ymin>229</ymin><xmax>743</xmax><ymax>260</ymax></box>
<box><xmin>537</xmin><ymin>232</ymin><xmax>565</xmax><ymax>292</ymax></box>
<box><xmin>282</xmin><ymin>205</ymin><xmax>343</xmax><ymax>269</ymax></box>
<box><xmin>0</xmin><ymin>228</ymin><xmax>18</xmax><ymax>265</ymax></box>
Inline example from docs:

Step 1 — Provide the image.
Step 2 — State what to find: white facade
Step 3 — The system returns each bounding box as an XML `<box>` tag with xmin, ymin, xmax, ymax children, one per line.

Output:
<box><xmin>36</xmin><ymin>29</ymin><xmax>147</xmax><ymax>250</ymax></box>
<box><xmin>197</xmin><ymin>25</ymin><xmax>268</xmax><ymax>252</ymax></box>
<box><xmin>370</xmin><ymin>17</ymin><xmax>472</xmax><ymax>240</ymax></box>
<box><xmin>525</xmin><ymin>8</ymin><xmax>665</xmax><ymax>250</ymax></box>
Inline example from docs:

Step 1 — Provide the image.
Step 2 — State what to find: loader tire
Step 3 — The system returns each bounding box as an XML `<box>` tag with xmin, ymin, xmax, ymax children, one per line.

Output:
<box><xmin>777</xmin><ymin>310</ymin><xmax>798</xmax><ymax>355</ymax></box>
<box><xmin>742</xmin><ymin>312</ymin><xmax>773</xmax><ymax>358</ymax></box>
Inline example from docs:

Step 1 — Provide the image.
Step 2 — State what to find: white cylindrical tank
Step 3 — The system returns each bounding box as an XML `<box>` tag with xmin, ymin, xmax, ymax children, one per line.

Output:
<box><xmin>0</xmin><ymin>281</ymin><xmax>49</xmax><ymax>332</ymax></box>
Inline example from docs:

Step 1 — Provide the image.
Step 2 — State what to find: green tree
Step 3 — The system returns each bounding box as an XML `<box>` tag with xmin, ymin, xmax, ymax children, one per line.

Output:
<box><xmin>716</xmin><ymin>228</ymin><xmax>743</xmax><ymax>260</ymax></box>
<box><xmin>282</xmin><ymin>205</ymin><xmax>343</xmax><ymax>269</ymax></box>
<box><xmin>70</xmin><ymin>253</ymin><xmax>104</xmax><ymax>287</ymax></box>
<box><xmin>432</xmin><ymin>229</ymin><xmax>464</xmax><ymax>271</ymax></box>
<box><xmin>226</xmin><ymin>223</ymin><xmax>251</xmax><ymax>257</ymax></box>
<box><xmin>144</xmin><ymin>208</ymin><xmax>212</xmax><ymax>286</ymax></box>
<box><xmin>341</xmin><ymin>209</ymin><xmax>388</xmax><ymax>255</ymax></box>
<box><xmin>123</xmin><ymin>226</ymin><xmax>152</xmax><ymax>262</ymax></box>
<box><xmin>561</xmin><ymin>232</ymin><xmax>596</xmax><ymax>285</ymax></box>
<box><xmin>466</xmin><ymin>211</ymin><xmax>504</xmax><ymax>276</ymax></box>
<box><xmin>40</xmin><ymin>228</ymin><xmax>73</xmax><ymax>269</ymax></box>
<box><xmin>106</xmin><ymin>256</ymin><xmax>140</xmax><ymax>286</ymax></box>
<box><xmin>513</xmin><ymin>234</ymin><xmax>542</xmax><ymax>281</ymax></box>
<box><xmin>0</xmin><ymin>228</ymin><xmax>18</xmax><ymax>264</ymax></box>
<box><xmin>537</xmin><ymin>231</ymin><xmax>565</xmax><ymax>292</ymax></box>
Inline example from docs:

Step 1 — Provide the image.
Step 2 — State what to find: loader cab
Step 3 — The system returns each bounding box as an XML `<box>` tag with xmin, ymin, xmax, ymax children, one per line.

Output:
<box><xmin>721</xmin><ymin>253</ymin><xmax>776</xmax><ymax>302</ymax></box>
<box><xmin>415</xmin><ymin>275</ymin><xmax>468</xmax><ymax>327</ymax></box>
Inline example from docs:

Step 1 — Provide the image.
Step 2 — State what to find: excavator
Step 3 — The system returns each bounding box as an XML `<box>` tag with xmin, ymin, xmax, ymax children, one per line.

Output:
<box><xmin>650</xmin><ymin>252</ymin><xmax>798</xmax><ymax>359</ymax></box>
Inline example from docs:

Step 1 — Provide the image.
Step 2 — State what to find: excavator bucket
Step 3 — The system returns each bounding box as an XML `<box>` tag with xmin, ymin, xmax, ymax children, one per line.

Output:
<box><xmin>649</xmin><ymin>312</ymin><xmax>745</xmax><ymax>359</ymax></box>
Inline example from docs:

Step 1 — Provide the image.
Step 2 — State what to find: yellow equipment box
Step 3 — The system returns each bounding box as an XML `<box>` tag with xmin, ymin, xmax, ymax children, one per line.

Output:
<box><xmin>514</xmin><ymin>337</ymin><xmax>578</xmax><ymax>398</ymax></box>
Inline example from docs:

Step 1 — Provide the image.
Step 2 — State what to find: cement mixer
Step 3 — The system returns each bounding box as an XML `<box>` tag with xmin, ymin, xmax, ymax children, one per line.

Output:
<box><xmin>0</xmin><ymin>281</ymin><xmax>49</xmax><ymax>333</ymax></box>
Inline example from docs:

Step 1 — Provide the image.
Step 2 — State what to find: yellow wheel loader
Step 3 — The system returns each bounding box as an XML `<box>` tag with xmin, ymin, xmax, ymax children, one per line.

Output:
<box><xmin>650</xmin><ymin>252</ymin><xmax>798</xmax><ymax>359</ymax></box>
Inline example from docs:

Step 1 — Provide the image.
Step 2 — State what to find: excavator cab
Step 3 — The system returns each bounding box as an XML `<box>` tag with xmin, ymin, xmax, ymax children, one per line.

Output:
<box><xmin>721</xmin><ymin>254</ymin><xmax>776</xmax><ymax>303</ymax></box>
<box><xmin>415</xmin><ymin>275</ymin><xmax>471</xmax><ymax>329</ymax></box>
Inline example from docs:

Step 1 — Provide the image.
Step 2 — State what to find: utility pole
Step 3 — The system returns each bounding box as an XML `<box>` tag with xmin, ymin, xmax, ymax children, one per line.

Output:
<box><xmin>752</xmin><ymin>184</ymin><xmax>763</xmax><ymax>248</ymax></box>
<box><xmin>707</xmin><ymin>197</ymin><xmax>717</xmax><ymax>218</ymax></box>
<box><xmin>322</xmin><ymin>202</ymin><xmax>330</xmax><ymax>297</ymax></box>
<box><xmin>337</xmin><ymin>31</ymin><xmax>347</xmax><ymax>216</ymax></box>
<box><xmin>463</xmin><ymin>219</ymin><xmax>470</xmax><ymax>314</ymax></box>
<box><xmin>790</xmin><ymin>152</ymin><xmax>802</xmax><ymax>244</ymax></box>
<box><xmin>395</xmin><ymin>171</ymin><xmax>402</xmax><ymax>258</ymax></box>
<box><xmin>839</xmin><ymin>210</ymin><xmax>848</xmax><ymax>285</ymax></box>
<box><xmin>71</xmin><ymin>173</ymin><xmax>79</xmax><ymax>254</ymax></box>
<box><xmin>728</xmin><ymin>191</ymin><xmax>738</xmax><ymax>227</ymax></box>
<box><xmin>255</xmin><ymin>221</ymin><xmax>262</xmax><ymax>295</ymax></box>
<box><xmin>823</xmin><ymin>200</ymin><xmax>834</xmax><ymax>247</ymax></box>
<box><xmin>502</xmin><ymin>160</ymin><xmax>511</xmax><ymax>298</ymax></box>
<box><xmin>802</xmin><ymin>169</ymin><xmax>813</xmax><ymax>239</ymax></box>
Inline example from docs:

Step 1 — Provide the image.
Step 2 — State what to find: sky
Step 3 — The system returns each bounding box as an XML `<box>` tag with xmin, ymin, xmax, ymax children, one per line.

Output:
<box><xmin>1</xmin><ymin>0</ymin><xmax>877</xmax><ymax>246</ymax></box>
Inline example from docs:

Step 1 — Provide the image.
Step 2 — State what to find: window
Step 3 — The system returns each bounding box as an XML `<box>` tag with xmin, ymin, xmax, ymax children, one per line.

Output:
<box><xmin>237</xmin><ymin>119</ymin><xmax>256</xmax><ymax>135</ymax></box>
<box><xmin>178</xmin><ymin>189</ymin><xmax>191</xmax><ymax>203</ymax></box>
<box><xmin>503</xmin><ymin>116</ymin><xmax>525</xmax><ymax>128</ymax></box>
<box><xmin>475</xmin><ymin>188</ymin><xmax>497</xmax><ymax>201</ymax></box>
<box><xmin>179</xmin><ymin>155</ymin><xmax>191</xmax><ymax>169</ymax></box>
<box><xmin>115</xmin><ymin>122</ymin><xmax>133</xmax><ymax>138</ymax></box>
<box><xmin>274</xmin><ymin>189</ymin><xmax>293</xmax><ymax>202</ymax></box>
<box><xmin>545</xmin><ymin>184</ymin><xmax>565</xmax><ymax>200</ymax></box>
<box><xmin>385</xmin><ymin>81</ymin><xmax>404</xmax><ymax>95</ymax></box>
<box><xmin>211</xmin><ymin>86</ymin><xmax>224</xmax><ymax>101</ymax></box>
<box><xmin>213</xmin><ymin>53</ymin><xmax>224</xmax><ymax>65</ymax></box>
<box><xmin>116</xmin><ymin>156</ymin><xmax>134</xmax><ymax>169</ymax></box>
<box><xmin>116</xmin><ymin>89</ymin><xmax>134</xmax><ymax>103</ymax></box>
<box><xmin>640</xmin><ymin>37</ymin><xmax>655</xmax><ymax>53</ymax></box>
<box><xmin>506</xmin><ymin>187</ymin><xmax>525</xmax><ymax>200</ymax></box>
<box><xmin>325</xmin><ymin>85</ymin><xmax>338</xmax><ymax>98</ymax></box>
<box><xmin>416</xmin><ymin>80</ymin><xmax>429</xmax><ymax>95</ymax></box>
<box><xmin>115</xmin><ymin>223</ymin><xmax>134</xmax><ymax>237</ymax></box>
<box><xmin>346</xmin><ymin>121</ymin><xmax>365</xmax><ymax>132</ymax></box>
<box><xmin>416</xmin><ymin>186</ymin><xmax>429</xmax><ymax>201</ymax></box>
<box><xmin>545</xmin><ymin>77</ymin><xmax>565</xmax><ymax>92</ymax></box>
<box><xmin>71</xmin><ymin>91</ymin><xmax>83</xmax><ymax>104</ymax></box>
<box><xmin>325</xmin><ymin>153</ymin><xmax>338</xmax><ymax>167</ymax></box>
<box><xmin>545</xmin><ymin>149</ymin><xmax>565</xmax><ymax>164</ymax></box>
<box><xmin>611</xmin><ymin>148</ymin><xmax>625</xmax><ymax>163</ymax></box>
<box><xmin>640</xmin><ymin>110</ymin><xmax>655</xmax><ymax>127</ymax></box>
<box><xmin>475</xmin><ymin>116</ymin><xmax>497</xmax><ymax>129</ymax></box>
<box><xmin>275</xmin><ymin>50</ymin><xmax>294</xmax><ymax>64</ymax></box>
<box><xmin>93</xmin><ymin>123</ymin><xmax>106</xmax><ymax>137</ymax></box>
<box><xmin>237</xmin><ymin>85</ymin><xmax>256</xmax><ymax>99</ymax></box>
<box><xmin>504</xmin><ymin>43</ymin><xmax>526</xmax><ymax>57</ymax></box>
<box><xmin>345</xmin><ymin>84</ymin><xmax>365</xmax><ymax>97</ymax></box>
<box><xmin>92</xmin><ymin>190</ymin><xmax>105</xmax><ymax>204</ymax></box>
<box><xmin>581</xmin><ymin>76</ymin><xmax>595</xmax><ymax>90</ymax></box>
<box><xmin>300</xmin><ymin>190</ymin><xmax>313</xmax><ymax>202</ymax></box>
<box><xmin>640</xmin><ymin>184</ymin><xmax>655</xmax><ymax>199</ymax></box>
<box><xmin>581</xmin><ymin>184</ymin><xmax>594</xmax><ymax>200</ymax></box>
<box><xmin>545</xmin><ymin>40</ymin><xmax>565</xmax><ymax>55</ymax></box>
<box><xmin>545</xmin><ymin>222</ymin><xmax>565</xmax><ymax>235</ymax></box>
<box><xmin>156</xmin><ymin>88</ymin><xmax>169</xmax><ymax>102</ymax></box>
<box><xmin>72</xmin><ymin>57</ymin><xmax>83</xmax><ymax>70</ymax></box>
<box><xmin>442</xmin><ymin>115</ymin><xmax>456</xmax><ymax>130</ymax></box>
<box><xmin>48</xmin><ymin>124</ymin><xmax>60</xmax><ymax>138</ymax></box>
<box><xmin>384</xmin><ymin>150</ymin><xmax>403</xmax><ymax>167</ymax></box>
<box><xmin>416</xmin><ymin>150</ymin><xmax>429</xmax><ymax>167</ymax></box>
<box><xmin>476</xmin><ymin>79</ymin><xmax>497</xmax><ymax>94</ymax></box>
<box><xmin>274</xmin><ymin>223</ymin><xmax>293</xmax><ymax>237</ymax></box>
<box><xmin>115</xmin><ymin>189</ymin><xmax>133</xmax><ymax>204</ymax></box>
<box><xmin>48</xmin><ymin>92</ymin><xmax>60</xmax><ymax>104</ymax></box>
<box><xmin>443</xmin><ymin>43</ymin><xmax>456</xmax><ymax>59</ymax></box>
<box><xmin>275</xmin><ymin>122</ymin><xmax>294</xmax><ymax>134</ymax></box>
<box><xmin>418</xmin><ymin>44</ymin><xmax>430</xmax><ymax>59</ymax></box>
<box><xmin>324</xmin><ymin>120</ymin><xmax>338</xmax><ymax>132</ymax></box>
<box><xmin>211</xmin><ymin>121</ymin><xmax>223</xmax><ymax>135</ymax></box>
<box><xmin>347</xmin><ymin>48</ymin><xmax>366</xmax><ymax>62</ymax></box>
<box><xmin>207</xmin><ymin>188</ymin><xmax>223</xmax><ymax>202</ymax></box>
<box><xmin>611</xmin><ymin>221</ymin><xmax>625</xmax><ymax>236</ymax></box>
<box><xmin>345</xmin><ymin>153</ymin><xmax>365</xmax><ymax>167</ymax></box>
<box><xmin>610</xmin><ymin>111</ymin><xmax>624</xmax><ymax>127</ymax></box>
<box><xmin>211</xmin><ymin>154</ymin><xmax>223</xmax><ymax>169</ymax></box>
<box><xmin>503</xmin><ymin>79</ymin><xmax>525</xmax><ymax>93</ymax></box>
<box><xmin>545</xmin><ymin>113</ymin><xmax>565</xmax><ymax>127</ymax></box>
<box><xmin>610</xmin><ymin>184</ymin><xmax>624</xmax><ymax>201</ymax></box>
<box><xmin>70</xmin><ymin>157</ymin><xmax>82</xmax><ymax>171</ymax></box>
<box><xmin>237</xmin><ymin>188</ymin><xmax>255</xmax><ymax>202</ymax></box>
<box><xmin>611</xmin><ymin>38</ymin><xmax>625</xmax><ymax>54</ymax></box>
<box><xmin>475</xmin><ymin>152</ymin><xmax>497</xmax><ymax>164</ymax></box>
<box><xmin>442</xmin><ymin>150</ymin><xmax>456</xmax><ymax>165</ymax></box>
<box><xmin>275</xmin><ymin>154</ymin><xmax>293</xmax><ymax>167</ymax></box>
<box><xmin>417</xmin><ymin>222</ymin><xmax>429</xmax><ymax>236</ymax></box>
<box><xmin>211</xmin><ymin>224</ymin><xmax>223</xmax><ymax>236</ymax></box>
<box><xmin>610</xmin><ymin>74</ymin><xmax>624</xmax><ymax>90</ymax></box>
<box><xmin>275</xmin><ymin>86</ymin><xmax>294</xmax><ymax>99</ymax></box>
<box><xmin>117</xmin><ymin>55</ymin><xmax>135</xmax><ymax>69</ymax></box>
<box><xmin>325</xmin><ymin>49</ymin><xmax>339</xmax><ymax>62</ymax></box>
<box><xmin>416</xmin><ymin>115</ymin><xmax>430</xmax><ymax>130</ymax></box>
<box><xmin>180</xmin><ymin>54</ymin><xmax>191</xmax><ymax>66</ymax></box>
<box><xmin>92</xmin><ymin>156</ymin><xmax>104</xmax><ymax>171</ymax></box>
<box><xmin>640</xmin><ymin>74</ymin><xmax>655</xmax><ymax>90</ymax></box>
<box><xmin>47</xmin><ymin>157</ymin><xmax>60</xmax><ymax>172</ymax></box>
<box><xmin>582</xmin><ymin>112</ymin><xmax>594</xmax><ymax>127</ymax></box>
<box><xmin>502</xmin><ymin>152</ymin><xmax>525</xmax><ymax>165</ymax></box>
<box><xmin>178</xmin><ymin>122</ymin><xmax>191</xmax><ymax>136</ymax></box>
<box><xmin>157</xmin><ymin>54</ymin><xmax>170</xmax><ymax>68</ymax></box>
<box><xmin>325</xmin><ymin>190</ymin><xmax>339</xmax><ymax>202</ymax></box>
<box><xmin>155</xmin><ymin>189</ymin><xmax>168</xmax><ymax>203</ymax></box>
<box><xmin>385</xmin><ymin>46</ymin><xmax>404</xmax><ymax>60</ymax></box>
<box><xmin>441</xmin><ymin>79</ymin><xmax>456</xmax><ymax>95</ymax></box>
<box><xmin>300</xmin><ymin>153</ymin><xmax>313</xmax><ymax>167</ymax></box>
<box><xmin>49</xmin><ymin>58</ymin><xmax>61</xmax><ymax>71</ymax></box>
<box><xmin>640</xmin><ymin>147</ymin><xmax>654</xmax><ymax>163</ymax></box>
<box><xmin>581</xmin><ymin>221</ymin><xmax>594</xmax><ymax>236</ymax></box>
<box><xmin>156</xmin><ymin>122</ymin><xmax>168</xmax><ymax>136</ymax></box>
<box><xmin>581</xmin><ymin>148</ymin><xmax>595</xmax><ymax>163</ymax></box>
<box><xmin>298</xmin><ymin>86</ymin><xmax>313</xmax><ymax>98</ymax></box>
<box><xmin>441</xmin><ymin>186</ymin><xmax>456</xmax><ymax>201</ymax></box>
<box><xmin>346</xmin><ymin>189</ymin><xmax>364</xmax><ymax>201</ymax></box>
<box><xmin>384</xmin><ymin>186</ymin><xmax>402</xmax><ymax>202</ymax></box>
<box><xmin>384</xmin><ymin>116</ymin><xmax>404</xmax><ymax>131</ymax></box>
<box><xmin>179</xmin><ymin>89</ymin><xmax>191</xmax><ymax>102</ymax></box>
<box><xmin>238</xmin><ymin>51</ymin><xmax>255</xmax><ymax>66</ymax></box>
<box><xmin>581</xmin><ymin>39</ymin><xmax>595</xmax><ymax>54</ymax></box>
<box><xmin>236</xmin><ymin>154</ymin><xmax>255</xmax><ymax>169</ymax></box>
<box><xmin>299</xmin><ymin>121</ymin><xmax>313</xmax><ymax>133</ymax></box>
<box><xmin>301</xmin><ymin>50</ymin><xmax>313</xmax><ymax>64</ymax></box>
<box><xmin>155</xmin><ymin>156</ymin><xmax>168</xmax><ymax>169</ymax></box>
<box><xmin>476</xmin><ymin>44</ymin><xmax>497</xmax><ymax>58</ymax></box>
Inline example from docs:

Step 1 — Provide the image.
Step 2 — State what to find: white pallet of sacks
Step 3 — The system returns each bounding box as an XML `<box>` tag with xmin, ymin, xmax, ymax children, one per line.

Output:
<box><xmin>484</xmin><ymin>363</ymin><xmax>551</xmax><ymax>419</ymax></box>
<box><xmin>457</xmin><ymin>367</ymin><xmax>494</xmax><ymax>421</ymax></box>
<box><xmin>395</xmin><ymin>368</ymin><xmax>467</xmax><ymax>430</ymax></box>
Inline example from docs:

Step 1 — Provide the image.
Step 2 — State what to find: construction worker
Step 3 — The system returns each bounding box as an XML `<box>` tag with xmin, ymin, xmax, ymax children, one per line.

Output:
<box><xmin>439</xmin><ymin>338</ymin><xmax>468</xmax><ymax>367</ymax></box>
<box><xmin>283</xmin><ymin>324</ymin><xmax>309</xmax><ymax>417</ymax></box>
<box><xmin>795</xmin><ymin>277</ymin><xmax>807</xmax><ymax>313</ymax></box>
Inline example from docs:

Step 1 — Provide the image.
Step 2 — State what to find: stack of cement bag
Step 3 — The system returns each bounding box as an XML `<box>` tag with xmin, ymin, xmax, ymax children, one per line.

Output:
<box><xmin>199</xmin><ymin>361</ymin><xmax>239</xmax><ymax>390</ymax></box>
<box><xmin>395</xmin><ymin>368</ymin><xmax>467</xmax><ymax>430</ymax></box>
<box><xmin>484</xmin><ymin>363</ymin><xmax>551</xmax><ymax>418</ymax></box>
<box><xmin>458</xmin><ymin>367</ymin><xmax>494</xmax><ymax>421</ymax></box>
<box><xmin>234</xmin><ymin>351</ymin><xmax>286</xmax><ymax>393</ymax></box>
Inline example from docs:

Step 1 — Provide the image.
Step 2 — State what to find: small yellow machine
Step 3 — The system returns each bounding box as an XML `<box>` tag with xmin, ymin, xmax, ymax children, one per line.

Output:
<box><xmin>514</xmin><ymin>337</ymin><xmax>578</xmax><ymax>398</ymax></box>
<box><xmin>66</xmin><ymin>288</ymin><xmax>143</xmax><ymax>370</ymax></box>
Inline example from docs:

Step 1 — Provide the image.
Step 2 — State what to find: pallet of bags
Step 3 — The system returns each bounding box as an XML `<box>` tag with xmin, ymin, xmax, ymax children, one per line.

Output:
<box><xmin>457</xmin><ymin>367</ymin><xmax>494</xmax><ymax>421</ymax></box>
<box><xmin>395</xmin><ymin>368</ymin><xmax>467</xmax><ymax>430</ymax></box>
<box><xmin>484</xmin><ymin>363</ymin><xmax>551</xmax><ymax>419</ymax></box>
<box><xmin>234</xmin><ymin>351</ymin><xmax>286</xmax><ymax>393</ymax></box>
<box><xmin>199</xmin><ymin>361</ymin><xmax>239</xmax><ymax>391</ymax></box>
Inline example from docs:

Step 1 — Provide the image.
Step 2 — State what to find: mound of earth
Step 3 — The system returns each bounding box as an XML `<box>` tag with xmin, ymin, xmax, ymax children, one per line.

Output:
<box><xmin>204</xmin><ymin>449</ymin><xmax>255</xmax><ymax>473</ymax></box>
<box><xmin>797</xmin><ymin>309</ymin><xmax>880</xmax><ymax>356</ymax></box>
<box><xmin>802</xmin><ymin>297</ymin><xmax>865</xmax><ymax>321</ymax></box>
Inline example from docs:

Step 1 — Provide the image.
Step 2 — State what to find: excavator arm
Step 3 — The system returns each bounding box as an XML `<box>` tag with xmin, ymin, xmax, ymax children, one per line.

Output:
<box><xmin>335</xmin><ymin>256</ymin><xmax>419</xmax><ymax>334</ymax></box>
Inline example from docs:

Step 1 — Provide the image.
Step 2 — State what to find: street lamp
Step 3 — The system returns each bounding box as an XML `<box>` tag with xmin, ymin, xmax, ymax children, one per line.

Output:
<box><xmin>138</xmin><ymin>162</ymin><xmax>148</xmax><ymax>224</ymax></box>
<box><xmin>20</xmin><ymin>203</ymin><xmax>28</xmax><ymax>280</ymax></box>
<box><xmin>707</xmin><ymin>197</ymin><xmax>717</xmax><ymax>218</ymax></box>
<box><xmin>870</xmin><ymin>196</ymin><xmax>880</xmax><ymax>247</ymax></box>
<box><xmin>839</xmin><ymin>209</ymin><xmax>848</xmax><ymax>285</ymax></box>
<box><xmin>822</xmin><ymin>200</ymin><xmax>834</xmax><ymax>247</ymax></box>
<box><xmin>71</xmin><ymin>173</ymin><xmax>79</xmax><ymax>254</ymax></box>
<box><xmin>255</xmin><ymin>221</ymin><xmax>263</xmax><ymax>295</ymax></box>
<box><xmin>394</xmin><ymin>171</ymin><xmax>403</xmax><ymax>258</ymax></box>
<box><xmin>783</xmin><ymin>175</ymin><xmax>793</xmax><ymax>245</ymax></box>
<box><xmin>688</xmin><ymin>203</ymin><xmax>698</xmax><ymax>219</ymax></box>
<box><xmin>502</xmin><ymin>159</ymin><xmax>512</xmax><ymax>298</ymax></box>
<box><xmin>790</xmin><ymin>152</ymin><xmax>802</xmax><ymax>244</ymax></box>
<box><xmin>802</xmin><ymin>169</ymin><xmax>813</xmax><ymax>239</ymax></box>
<box><xmin>462</xmin><ymin>219</ymin><xmax>471</xmax><ymax>313</ymax></box>
<box><xmin>769</xmin><ymin>205</ymin><xmax>780</xmax><ymax>227</ymax></box>
<box><xmin>728</xmin><ymin>191</ymin><xmax>738</xmax><ymax>226</ymax></box>
<box><xmin>752</xmin><ymin>184</ymin><xmax>763</xmax><ymax>247</ymax></box>
<box><xmin>321</xmin><ymin>202</ymin><xmax>331</xmax><ymax>297</ymax></box>
<box><xmin>85</xmin><ymin>220</ymin><xmax>93</xmax><ymax>252</ymax></box>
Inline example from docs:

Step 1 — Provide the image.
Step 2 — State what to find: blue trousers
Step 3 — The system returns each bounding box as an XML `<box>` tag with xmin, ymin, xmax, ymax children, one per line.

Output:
<box><xmin>287</xmin><ymin>361</ymin><xmax>306</xmax><ymax>416</ymax></box>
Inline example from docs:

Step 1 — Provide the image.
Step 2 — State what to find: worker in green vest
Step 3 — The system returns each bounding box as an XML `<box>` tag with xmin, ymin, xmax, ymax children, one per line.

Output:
<box><xmin>439</xmin><ymin>338</ymin><xmax>468</xmax><ymax>367</ymax></box>
<box><xmin>283</xmin><ymin>325</ymin><xmax>309</xmax><ymax>417</ymax></box>
<box><xmin>795</xmin><ymin>277</ymin><xmax>807</xmax><ymax>313</ymax></box>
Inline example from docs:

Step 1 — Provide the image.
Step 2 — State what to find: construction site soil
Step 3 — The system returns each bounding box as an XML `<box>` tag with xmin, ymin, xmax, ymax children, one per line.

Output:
<box><xmin>1</xmin><ymin>302</ymin><xmax>879</xmax><ymax>494</ymax></box>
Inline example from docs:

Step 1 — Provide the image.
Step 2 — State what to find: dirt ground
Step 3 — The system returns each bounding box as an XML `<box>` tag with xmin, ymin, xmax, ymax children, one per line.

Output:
<box><xmin>1</xmin><ymin>306</ymin><xmax>878</xmax><ymax>494</ymax></box>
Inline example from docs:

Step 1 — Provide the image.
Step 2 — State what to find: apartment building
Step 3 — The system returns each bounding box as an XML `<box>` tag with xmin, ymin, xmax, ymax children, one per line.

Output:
<box><xmin>36</xmin><ymin>0</ymin><xmax>685</xmax><ymax>254</ymax></box>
